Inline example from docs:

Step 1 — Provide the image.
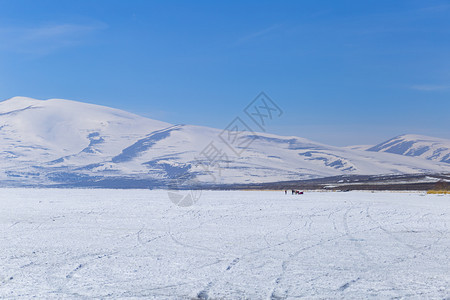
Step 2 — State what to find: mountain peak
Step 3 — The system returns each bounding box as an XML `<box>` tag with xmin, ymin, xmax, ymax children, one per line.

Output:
<box><xmin>368</xmin><ymin>134</ymin><xmax>450</xmax><ymax>164</ymax></box>
<box><xmin>393</xmin><ymin>134</ymin><xmax>448</xmax><ymax>142</ymax></box>
<box><xmin>4</xmin><ymin>96</ymin><xmax>40</xmax><ymax>102</ymax></box>
<box><xmin>0</xmin><ymin>96</ymin><xmax>170</xmax><ymax>126</ymax></box>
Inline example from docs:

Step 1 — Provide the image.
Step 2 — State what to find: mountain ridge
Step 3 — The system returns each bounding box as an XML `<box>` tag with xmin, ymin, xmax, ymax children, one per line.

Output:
<box><xmin>367</xmin><ymin>134</ymin><xmax>450</xmax><ymax>164</ymax></box>
<box><xmin>0</xmin><ymin>96</ymin><xmax>449</xmax><ymax>188</ymax></box>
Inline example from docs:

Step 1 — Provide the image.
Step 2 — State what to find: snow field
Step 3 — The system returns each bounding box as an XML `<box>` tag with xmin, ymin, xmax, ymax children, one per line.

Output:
<box><xmin>0</xmin><ymin>189</ymin><xmax>449</xmax><ymax>299</ymax></box>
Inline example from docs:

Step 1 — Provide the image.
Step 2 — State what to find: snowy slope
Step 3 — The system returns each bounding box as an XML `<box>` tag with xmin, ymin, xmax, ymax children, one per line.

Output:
<box><xmin>0</xmin><ymin>96</ymin><xmax>169</xmax><ymax>159</ymax></box>
<box><xmin>0</xmin><ymin>97</ymin><xmax>449</xmax><ymax>187</ymax></box>
<box><xmin>345</xmin><ymin>145</ymin><xmax>372</xmax><ymax>151</ymax></box>
<box><xmin>367</xmin><ymin>134</ymin><xmax>450</xmax><ymax>164</ymax></box>
<box><xmin>0</xmin><ymin>97</ymin><xmax>170</xmax><ymax>185</ymax></box>
<box><xmin>126</xmin><ymin>126</ymin><xmax>449</xmax><ymax>184</ymax></box>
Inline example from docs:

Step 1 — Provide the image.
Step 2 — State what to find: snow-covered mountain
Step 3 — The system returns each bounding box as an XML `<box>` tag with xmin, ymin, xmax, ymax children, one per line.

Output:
<box><xmin>1</xmin><ymin>97</ymin><xmax>449</xmax><ymax>187</ymax></box>
<box><xmin>367</xmin><ymin>134</ymin><xmax>450</xmax><ymax>164</ymax></box>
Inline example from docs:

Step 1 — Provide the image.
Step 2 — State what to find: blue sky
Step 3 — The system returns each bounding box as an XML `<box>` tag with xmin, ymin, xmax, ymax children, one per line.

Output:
<box><xmin>0</xmin><ymin>0</ymin><xmax>449</xmax><ymax>146</ymax></box>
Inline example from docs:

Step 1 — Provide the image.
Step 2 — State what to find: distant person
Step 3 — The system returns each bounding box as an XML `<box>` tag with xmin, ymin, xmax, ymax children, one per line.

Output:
<box><xmin>284</xmin><ymin>190</ymin><xmax>287</xmax><ymax>195</ymax></box>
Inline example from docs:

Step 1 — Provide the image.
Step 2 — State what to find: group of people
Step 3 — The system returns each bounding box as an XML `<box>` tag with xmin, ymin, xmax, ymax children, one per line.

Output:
<box><xmin>284</xmin><ymin>190</ymin><xmax>304</xmax><ymax>195</ymax></box>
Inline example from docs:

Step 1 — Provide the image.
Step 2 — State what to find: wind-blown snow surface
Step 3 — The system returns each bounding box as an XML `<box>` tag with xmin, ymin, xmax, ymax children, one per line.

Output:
<box><xmin>1</xmin><ymin>189</ymin><xmax>449</xmax><ymax>299</ymax></box>
<box><xmin>1</xmin><ymin>97</ymin><xmax>449</xmax><ymax>187</ymax></box>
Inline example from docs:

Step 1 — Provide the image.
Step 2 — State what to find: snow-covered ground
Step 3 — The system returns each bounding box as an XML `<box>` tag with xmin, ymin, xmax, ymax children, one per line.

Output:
<box><xmin>0</xmin><ymin>189</ymin><xmax>449</xmax><ymax>299</ymax></box>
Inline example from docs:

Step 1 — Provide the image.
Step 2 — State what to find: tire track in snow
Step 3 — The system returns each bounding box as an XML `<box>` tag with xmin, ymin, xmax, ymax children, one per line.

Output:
<box><xmin>269</xmin><ymin>205</ymin><xmax>353</xmax><ymax>299</ymax></box>
<box><xmin>342</xmin><ymin>202</ymin><xmax>370</xmax><ymax>261</ymax></box>
<box><xmin>365</xmin><ymin>206</ymin><xmax>422</xmax><ymax>251</ymax></box>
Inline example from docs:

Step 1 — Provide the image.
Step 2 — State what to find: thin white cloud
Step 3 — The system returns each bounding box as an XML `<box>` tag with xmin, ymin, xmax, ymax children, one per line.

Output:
<box><xmin>0</xmin><ymin>21</ymin><xmax>107</xmax><ymax>55</ymax></box>
<box><xmin>417</xmin><ymin>3</ymin><xmax>450</xmax><ymax>13</ymax></box>
<box><xmin>235</xmin><ymin>24</ymin><xmax>282</xmax><ymax>45</ymax></box>
<box><xmin>410</xmin><ymin>84</ymin><xmax>450</xmax><ymax>91</ymax></box>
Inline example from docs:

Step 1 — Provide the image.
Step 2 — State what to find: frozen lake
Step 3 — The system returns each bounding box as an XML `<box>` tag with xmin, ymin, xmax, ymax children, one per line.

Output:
<box><xmin>0</xmin><ymin>189</ymin><xmax>449</xmax><ymax>299</ymax></box>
